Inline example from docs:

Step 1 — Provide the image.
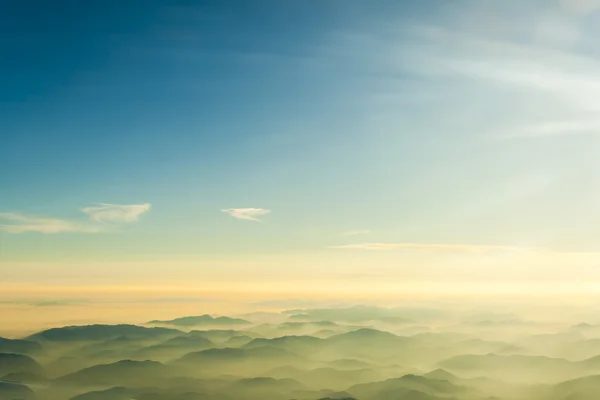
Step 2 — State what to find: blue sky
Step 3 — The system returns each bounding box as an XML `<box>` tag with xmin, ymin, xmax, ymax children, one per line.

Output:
<box><xmin>2</xmin><ymin>0</ymin><xmax>600</xmax><ymax>295</ymax></box>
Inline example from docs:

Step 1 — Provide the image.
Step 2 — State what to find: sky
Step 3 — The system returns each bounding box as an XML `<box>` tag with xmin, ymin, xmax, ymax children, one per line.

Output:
<box><xmin>2</xmin><ymin>0</ymin><xmax>600</xmax><ymax>320</ymax></box>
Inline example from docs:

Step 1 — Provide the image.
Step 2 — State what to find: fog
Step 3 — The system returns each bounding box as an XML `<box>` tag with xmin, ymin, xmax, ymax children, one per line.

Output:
<box><xmin>4</xmin><ymin>304</ymin><xmax>600</xmax><ymax>399</ymax></box>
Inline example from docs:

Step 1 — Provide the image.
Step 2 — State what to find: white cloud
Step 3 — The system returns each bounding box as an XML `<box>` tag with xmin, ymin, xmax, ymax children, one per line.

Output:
<box><xmin>221</xmin><ymin>208</ymin><xmax>271</xmax><ymax>222</ymax></box>
<box><xmin>82</xmin><ymin>203</ymin><xmax>151</xmax><ymax>223</ymax></box>
<box><xmin>0</xmin><ymin>213</ymin><xmax>101</xmax><ymax>234</ymax></box>
<box><xmin>0</xmin><ymin>203</ymin><xmax>151</xmax><ymax>234</ymax></box>
<box><xmin>329</xmin><ymin>243</ymin><xmax>543</xmax><ymax>252</ymax></box>
<box><xmin>342</xmin><ymin>229</ymin><xmax>371</xmax><ymax>236</ymax></box>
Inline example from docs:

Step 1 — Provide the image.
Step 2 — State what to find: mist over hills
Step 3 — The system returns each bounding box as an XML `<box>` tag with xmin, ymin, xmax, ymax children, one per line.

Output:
<box><xmin>6</xmin><ymin>305</ymin><xmax>600</xmax><ymax>399</ymax></box>
<box><xmin>148</xmin><ymin>315</ymin><xmax>250</xmax><ymax>328</ymax></box>
<box><xmin>0</xmin><ymin>381</ymin><xmax>36</xmax><ymax>400</ymax></box>
<box><xmin>0</xmin><ymin>353</ymin><xmax>43</xmax><ymax>376</ymax></box>
<box><xmin>28</xmin><ymin>325</ymin><xmax>181</xmax><ymax>342</ymax></box>
<box><xmin>0</xmin><ymin>337</ymin><xmax>42</xmax><ymax>355</ymax></box>
<box><xmin>284</xmin><ymin>306</ymin><xmax>444</xmax><ymax>324</ymax></box>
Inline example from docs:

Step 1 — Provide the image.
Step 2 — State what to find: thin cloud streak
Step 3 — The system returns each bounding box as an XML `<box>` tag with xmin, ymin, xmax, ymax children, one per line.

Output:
<box><xmin>0</xmin><ymin>213</ymin><xmax>101</xmax><ymax>234</ymax></box>
<box><xmin>82</xmin><ymin>203</ymin><xmax>151</xmax><ymax>223</ymax></box>
<box><xmin>329</xmin><ymin>243</ymin><xmax>545</xmax><ymax>252</ymax></box>
<box><xmin>0</xmin><ymin>203</ymin><xmax>151</xmax><ymax>234</ymax></box>
<box><xmin>222</xmin><ymin>208</ymin><xmax>271</xmax><ymax>222</ymax></box>
<box><xmin>497</xmin><ymin>119</ymin><xmax>600</xmax><ymax>139</ymax></box>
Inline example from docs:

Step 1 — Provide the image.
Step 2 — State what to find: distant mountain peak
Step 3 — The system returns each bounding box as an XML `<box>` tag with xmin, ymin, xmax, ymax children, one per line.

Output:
<box><xmin>424</xmin><ymin>368</ymin><xmax>458</xmax><ymax>381</ymax></box>
<box><xmin>28</xmin><ymin>324</ymin><xmax>181</xmax><ymax>341</ymax></box>
<box><xmin>148</xmin><ymin>315</ymin><xmax>250</xmax><ymax>327</ymax></box>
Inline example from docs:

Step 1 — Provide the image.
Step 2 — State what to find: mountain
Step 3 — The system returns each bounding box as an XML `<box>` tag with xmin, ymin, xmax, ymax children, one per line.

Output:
<box><xmin>549</xmin><ymin>374</ymin><xmax>600</xmax><ymax>399</ymax></box>
<box><xmin>161</xmin><ymin>335</ymin><xmax>215</xmax><ymax>348</ymax></box>
<box><xmin>263</xmin><ymin>365</ymin><xmax>307</xmax><ymax>378</ymax></box>
<box><xmin>578</xmin><ymin>355</ymin><xmax>600</xmax><ymax>369</ymax></box>
<box><xmin>348</xmin><ymin>374</ymin><xmax>468</xmax><ymax>400</ymax></box>
<box><xmin>28</xmin><ymin>324</ymin><xmax>181</xmax><ymax>342</ymax></box>
<box><xmin>0</xmin><ymin>353</ymin><xmax>43</xmax><ymax>376</ymax></box>
<box><xmin>450</xmin><ymin>338</ymin><xmax>521</xmax><ymax>355</ymax></box>
<box><xmin>223</xmin><ymin>335</ymin><xmax>253</xmax><ymax>347</ymax></box>
<box><xmin>149</xmin><ymin>315</ymin><xmax>250</xmax><ymax>327</ymax></box>
<box><xmin>244</xmin><ymin>335</ymin><xmax>322</xmax><ymax>351</ymax></box>
<box><xmin>68</xmin><ymin>378</ymin><xmax>302</xmax><ymax>400</ymax></box>
<box><xmin>131</xmin><ymin>336</ymin><xmax>215</xmax><ymax>360</ymax></box>
<box><xmin>325</xmin><ymin>359</ymin><xmax>372</xmax><ymax>370</ymax></box>
<box><xmin>0</xmin><ymin>337</ymin><xmax>42</xmax><ymax>355</ymax></box>
<box><xmin>57</xmin><ymin>359</ymin><xmax>172</xmax><ymax>386</ymax></box>
<box><xmin>186</xmin><ymin>329</ymin><xmax>257</xmax><ymax>343</ymax></box>
<box><xmin>284</xmin><ymin>306</ymin><xmax>444</xmax><ymax>323</ymax></box>
<box><xmin>283</xmin><ymin>328</ymin><xmax>414</xmax><ymax>361</ymax></box>
<box><xmin>325</xmin><ymin>329</ymin><xmax>411</xmax><ymax>352</ymax></box>
<box><xmin>305</xmin><ymin>368</ymin><xmax>384</xmax><ymax>390</ymax></box>
<box><xmin>0</xmin><ymin>381</ymin><xmax>36</xmax><ymax>400</ymax></box>
<box><xmin>439</xmin><ymin>353</ymin><xmax>573</xmax><ymax>369</ymax></box>
<box><xmin>262</xmin><ymin>364</ymin><xmax>382</xmax><ymax>390</ymax></box>
<box><xmin>176</xmin><ymin>346</ymin><xmax>302</xmax><ymax>377</ymax></box>
<box><xmin>549</xmin><ymin>338</ymin><xmax>600</xmax><ymax>360</ymax></box>
<box><xmin>317</xmin><ymin>398</ymin><xmax>356</xmax><ymax>400</ymax></box>
<box><xmin>328</xmin><ymin>328</ymin><xmax>405</xmax><ymax>342</ymax></box>
<box><xmin>225</xmin><ymin>377</ymin><xmax>307</xmax><ymax>400</ymax></box>
<box><xmin>70</xmin><ymin>386</ymin><xmax>135</xmax><ymax>400</ymax></box>
<box><xmin>438</xmin><ymin>354</ymin><xmax>579</xmax><ymax>383</ymax></box>
<box><xmin>313</xmin><ymin>329</ymin><xmax>339</xmax><ymax>338</ymax></box>
<box><xmin>11</xmin><ymin>303</ymin><xmax>600</xmax><ymax>400</ymax></box>
<box><xmin>135</xmin><ymin>392</ymin><xmax>233</xmax><ymax>400</ymax></box>
<box><xmin>229</xmin><ymin>376</ymin><xmax>305</xmax><ymax>390</ymax></box>
<box><xmin>178</xmin><ymin>347</ymin><xmax>249</xmax><ymax>362</ymax></box>
<box><xmin>423</xmin><ymin>368</ymin><xmax>459</xmax><ymax>381</ymax></box>
<box><xmin>277</xmin><ymin>321</ymin><xmax>340</xmax><ymax>330</ymax></box>
<box><xmin>252</xmin><ymin>321</ymin><xmax>345</xmax><ymax>338</ymax></box>
<box><xmin>0</xmin><ymin>371</ymin><xmax>48</xmax><ymax>384</ymax></box>
<box><xmin>179</xmin><ymin>346</ymin><xmax>299</xmax><ymax>364</ymax></box>
<box><xmin>388</xmin><ymin>390</ymin><xmax>447</xmax><ymax>400</ymax></box>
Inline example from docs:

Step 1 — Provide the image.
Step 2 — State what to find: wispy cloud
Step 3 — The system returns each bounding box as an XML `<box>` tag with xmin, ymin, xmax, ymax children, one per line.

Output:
<box><xmin>253</xmin><ymin>299</ymin><xmax>349</xmax><ymax>309</ymax></box>
<box><xmin>130</xmin><ymin>297</ymin><xmax>219</xmax><ymax>304</ymax></box>
<box><xmin>329</xmin><ymin>243</ymin><xmax>543</xmax><ymax>252</ymax></box>
<box><xmin>314</xmin><ymin>8</ymin><xmax>598</xmax><ymax>141</ymax></box>
<box><xmin>559</xmin><ymin>0</ymin><xmax>600</xmax><ymax>15</ymax></box>
<box><xmin>0</xmin><ymin>203</ymin><xmax>151</xmax><ymax>234</ymax></box>
<box><xmin>497</xmin><ymin>119</ymin><xmax>600</xmax><ymax>139</ymax></box>
<box><xmin>343</xmin><ymin>229</ymin><xmax>372</xmax><ymax>236</ymax></box>
<box><xmin>398</xmin><ymin>24</ymin><xmax>600</xmax><ymax>139</ymax></box>
<box><xmin>221</xmin><ymin>208</ymin><xmax>271</xmax><ymax>222</ymax></box>
<box><xmin>29</xmin><ymin>299</ymin><xmax>90</xmax><ymax>307</ymax></box>
<box><xmin>0</xmin><ymin>299</ymin><xmax>91</xmax><ymax>307</ymax></box>
<box><xmin>0</xmin><ymin>213</ymin><xmax>101</xmax><ymax>234</ymax></box>
<box><xmin>82</xmin><ymin>203</ymin><xmax>151</xmax><ymax>223</ymax></box>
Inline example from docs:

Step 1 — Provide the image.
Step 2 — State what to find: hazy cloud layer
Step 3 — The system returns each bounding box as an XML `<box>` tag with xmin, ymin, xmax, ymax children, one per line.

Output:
<box><xmin>0</xmin><ymin>203</ymin><xmax>150</xmax><ymax>234</ymax></box>
<box><xmin>221</xmin><ymin>208</ymin><xmax>271</xmax><ymax>222</ymax></box>
<box><xmin>329</xmin><ymin>243</ymin><xmax>543</xmax><ymax>252</ymax></box>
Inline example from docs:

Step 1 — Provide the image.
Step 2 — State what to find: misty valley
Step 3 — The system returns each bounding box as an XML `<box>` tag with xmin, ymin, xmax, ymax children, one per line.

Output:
<box><xmin>3</xmin><ymin>305</ymin><xmax>600</xmax><ymax>399</ymax></box>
